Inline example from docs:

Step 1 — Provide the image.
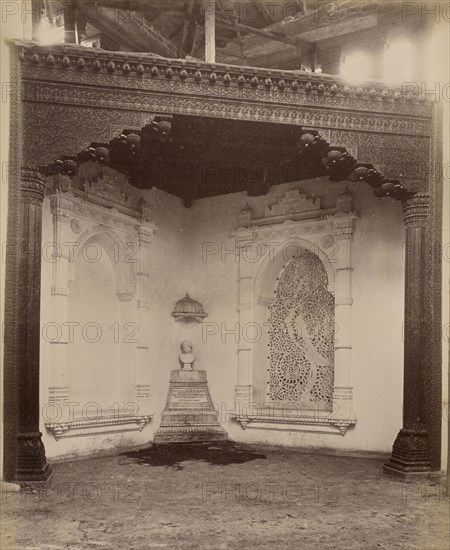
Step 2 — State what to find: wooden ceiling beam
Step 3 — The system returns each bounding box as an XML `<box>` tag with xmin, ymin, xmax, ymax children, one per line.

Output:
<box><xmin>218</xmin><ymin>18</ymin><xmax>313</xmax><ymax>52</ymax></box>
<box><xmin>82</xmin><ymin>0</ymin><xmax>187</xmax><ymax>10</ymax></box>
<box><xmin>85</xmin><ymin>8</ymin><xmax>177</xmax><ymax>56</ymax></box>
<box><xmin>218</xmin><ymin>45</ymin><xmax>304</xmax><ymax>70</ymax></box>
<box><xmin>254</xmin><ymin>1</ymin><xmax>273</xmax><ymax>25</ymax></box>
<box><xmin>190</xmin><ymin>23</ymin><xmax>203</xmax><ymax>57</ymax></box>
<box><xmin>204</xmin><ymin>0</ymin><xmax>216</xmax><ymax>62</ymax></box>
<box><xmin>216</xmin><ymin>48</ymin><xmax>247</xmax><ymax>61</ymax></box>
<box><xmin>178</xmin><ymin>0</ymin><xmax>196</xmax><ymax>57</ymax></box>
<box><xmin>219</xmin><ymin>1</ymin><xmax>395</xmax><ymax>54</ymax></box>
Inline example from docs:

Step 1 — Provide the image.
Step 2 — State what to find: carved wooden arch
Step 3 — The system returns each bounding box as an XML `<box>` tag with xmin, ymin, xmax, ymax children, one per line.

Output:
<box><xmin>42</xmin><ymin>123</ymin><xmax>413</xmax><ymax>204</ymax></box>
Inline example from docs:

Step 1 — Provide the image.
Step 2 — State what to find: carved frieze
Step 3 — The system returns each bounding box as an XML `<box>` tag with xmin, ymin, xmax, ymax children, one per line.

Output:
<box><xmin>22</xmin><ymin>81</ymin><xmax>432</xmax><ymax>138</ymax></box>
<box><xmin>16</xmin><ymin>41</ymin><xmax>433</xmax><ymax>120</ymax></box>
<box><xmin>22</xmin><ymin>102</ymin><xmax>155</xmax><ymax>166</ymax></box>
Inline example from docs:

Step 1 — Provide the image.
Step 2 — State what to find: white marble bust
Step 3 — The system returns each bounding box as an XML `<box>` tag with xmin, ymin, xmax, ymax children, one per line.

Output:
<box><xmin>179</xmin><ymin>341</ymin><xmax>195</xmax><ymax>370</ymax></box>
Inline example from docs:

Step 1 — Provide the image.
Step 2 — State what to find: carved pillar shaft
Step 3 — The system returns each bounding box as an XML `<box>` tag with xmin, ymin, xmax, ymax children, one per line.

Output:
<box><xmin>47</xmin><ymin>195</ymin><xmax>72</xmax><ymax>421</ymax></box>
<box><xmin>235</xmin><ymin>236</ymin><xmax>253</xmax><ymax>413</ymax></box>
<box><xmin>16</xmin><ymin>168</ymin><xmax>51</xmax><ymax>482</ymax></box>
<box><xmin>384</xmin><ymin>194</ymin><xmax>431</xmax><ymax>477</ymax></box>
<box><xmin>331</xmin><ymin>218</ymin><xmax>356</xmax><ymax>421</ymax></box>
<box><xmin>135</xmin><ymin>226</ymin><xmax>153</xmax><ymax>415</ymax></box>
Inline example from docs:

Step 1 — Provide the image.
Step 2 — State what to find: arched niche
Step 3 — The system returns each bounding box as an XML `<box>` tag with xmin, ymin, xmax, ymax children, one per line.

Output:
<box><xmin>252</xmin><ymin>244</ymin><xmax>335</xmax><ymax>414</ymax></box>
<box><xmin>69</xmin><ymin>224</ymin><xmax>136</xmax><ymax>300</ymax></box>
<box><xmin>43</xmin><ymin>175</ymin><xmax>155</xmax><ymax>441</ymax></box>
<box><xmin>233</xmin><ymin>189</ymin><xmax>357</xmax><ymax>435</ymax></box>
<box><xmin>67</xmin><ymin>233</ymin><xmax>122</xmax><ymax>409</ymax></box>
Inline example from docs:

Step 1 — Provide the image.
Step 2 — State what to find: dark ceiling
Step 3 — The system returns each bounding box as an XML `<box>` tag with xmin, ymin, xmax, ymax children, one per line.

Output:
<box><xmin>145</xmin><ymin>116</ymin><xmax>311</xmax><ymax>201</ymax></box>
<box><xmin>55</xmin><ymin>0</ymin><xmax>424</xmax><ymax>74</ymax></box>
<box><xmin>45</xmin><ymin>114</ymin><xmax>411</xmax><ymax>205</ymax></box>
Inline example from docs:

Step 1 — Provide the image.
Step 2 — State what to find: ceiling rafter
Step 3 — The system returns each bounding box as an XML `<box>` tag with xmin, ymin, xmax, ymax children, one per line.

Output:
<box><xmin>178</xmin><ymin>0</ymin><xmax>196</xmax><ymax>57</ymax></box>
<box><xmin>253</xmin><ymin>0</ymin><xmax>273</xmax><ymax>25</ymax></box>
<box><xmin>218</xmin><ymin>18</ymin><xmax>313</xmax><ymax>52</ymax></box>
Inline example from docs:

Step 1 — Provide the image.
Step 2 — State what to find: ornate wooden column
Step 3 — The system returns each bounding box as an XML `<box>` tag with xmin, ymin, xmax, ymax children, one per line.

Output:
<box><xmin>384</xmin><ymin>194</ymin><xmax>432</xmax><ymax>477</ymax></box>
<box><xmin>16</xmin><ymin>168</ymin><xmax>51</xmax><ymax>482</ymax></box>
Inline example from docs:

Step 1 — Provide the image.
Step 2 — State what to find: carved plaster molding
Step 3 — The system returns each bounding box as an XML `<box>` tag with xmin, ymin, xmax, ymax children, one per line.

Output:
<box><xmin>49</xmin><ymin>192</ymin><xmax>155</xmax><ymax>236</ymax></box>
<box><xmin>45</xmin><ymin>415</ymin><xmax>153</xmax><ymax>441</ymax></box>
<box><xmin>232</xmin><ymin>413</ymin><xmax>356</xmax><ymax>435</ymax></box>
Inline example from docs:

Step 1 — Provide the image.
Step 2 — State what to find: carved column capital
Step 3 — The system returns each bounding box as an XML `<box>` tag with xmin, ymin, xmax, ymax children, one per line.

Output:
<box><xmin>402</xmin><ymin>193</ymin><xmax>430</xmax><ymax>227</ymax></box>
<box><xmin>21</xmin><ymin>167</ymin><xmax>45</xmax><ymax>205</ymax></box>
<box><xmin>137</xmin><ymin>225</ymin><xmax>154</xmax><ymax>246</ymax></box>
<box><xmin>332</xmin><ymin>216</ymin><xmax>356</xmax><ymax>240</ymax></box>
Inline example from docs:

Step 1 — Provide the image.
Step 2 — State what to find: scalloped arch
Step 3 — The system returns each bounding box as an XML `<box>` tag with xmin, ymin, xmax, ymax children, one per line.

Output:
<box><xmin>254</xmin><ymin>237</ymin><xmax>335</xmax><ymax>306</ymax></box>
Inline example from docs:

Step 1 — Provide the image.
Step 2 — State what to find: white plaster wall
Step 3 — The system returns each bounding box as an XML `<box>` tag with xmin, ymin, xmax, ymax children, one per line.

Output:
<box><xmin>39</xmin><ymin>176</ymin><xmax>405</xmax><ymax>458</ymax></box>
<box><xmin>67</xmin><ymin>244</ymin><xmax>122</xmax><ymax>407</ymax></box>
<box><xmin>39</xmin><ymin>188</ymin><xmax>190</xmax><ymax>459</ymax></box>
<box><xmin>184</xmin><ymin>179</ymin><xmax>405</xmax><ymax>453</ymax></box>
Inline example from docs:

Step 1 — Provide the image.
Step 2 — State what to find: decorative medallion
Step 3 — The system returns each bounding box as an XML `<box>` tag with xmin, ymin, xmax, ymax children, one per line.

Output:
<box><xmin>70</xmin><ymin>218</ymin><xmax>81</xmax><ymax>233</ymax></box>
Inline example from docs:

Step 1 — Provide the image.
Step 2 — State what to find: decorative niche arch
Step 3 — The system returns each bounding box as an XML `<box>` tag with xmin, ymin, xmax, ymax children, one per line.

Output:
<box><xmin>232</xmin><ymin>189</ymin><xmax>357</xmax><ymax>435</ymax></box>
<box><xmin>255</xmin><ymin>235</ymin><xmax>336</xmax><ymax>306</ymax></box>
<box><xmin>253</xmin><ymin>238</ymin><xmax>338</xmax><ymax>417</ymax></box>
<box><xmin>69</xmin><ymin>224</ymin><xmax>136</xmax><ymax>300</ymax></box>
<box><xmin>43</xmin><ymin>163</ymin><xmax>157</xmax><ymax>441</ymax></box>
<box><xmin>265</xmin><ymin>248</ymin><xmax>335</xmax><ymax>409</ymax></box>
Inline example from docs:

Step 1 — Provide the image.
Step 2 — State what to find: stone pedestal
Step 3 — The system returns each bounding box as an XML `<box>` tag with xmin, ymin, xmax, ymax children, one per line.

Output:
<box><xmin>154</xmin><ymin>370</ymin><xmax>227</xmax><ymax>443</ymax></box>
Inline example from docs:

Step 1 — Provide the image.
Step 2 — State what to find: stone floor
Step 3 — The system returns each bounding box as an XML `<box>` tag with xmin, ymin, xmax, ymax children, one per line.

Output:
<box><xmin>1</xmin><ymin>442</ymin><xmax>449</xmax><ymax>550</ymax></box>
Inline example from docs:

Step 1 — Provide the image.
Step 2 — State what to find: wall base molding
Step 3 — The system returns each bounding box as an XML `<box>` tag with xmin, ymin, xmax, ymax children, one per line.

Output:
<box><xmin>45</xmin><ymin>414</ymin><xmax>153</xmax><ymax>441</ymax></box>
<box><xmin>232</xmin><ymin>412</ymin><xmax>356</xmax><ymax>435</ymax></box>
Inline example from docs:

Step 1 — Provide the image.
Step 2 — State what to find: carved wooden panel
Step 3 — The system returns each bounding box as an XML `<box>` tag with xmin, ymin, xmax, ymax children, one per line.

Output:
<box><xmin>22</xmin><ymin>103</ymin><xmax>156</xmax><ymax>166</ymax></box>
<box><xmin>330</xmin><ymin>129</ymin><xmax>430</xmax><ymax>192</ymax></box>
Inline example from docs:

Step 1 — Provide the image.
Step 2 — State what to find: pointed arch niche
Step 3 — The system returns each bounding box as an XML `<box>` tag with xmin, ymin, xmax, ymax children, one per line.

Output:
<box><xmin>43</xmin><ymin>163</ymin><xmax>156</xmax><ymax>440</ymax></box>
<box><xmin>233</xmin><ymin>189</ymin><xmax>357</xmax><ymax>435</ymax></box>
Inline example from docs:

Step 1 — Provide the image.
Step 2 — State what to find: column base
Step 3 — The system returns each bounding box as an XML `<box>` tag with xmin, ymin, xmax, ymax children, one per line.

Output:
<box><xmin>15</xmin><ymin>432</ymin><xmax>52</xmax><ymax>484</ymax></box>
<box><xmin>0</xmin><ymin>481</ymin><xmax>21</xmax><ymax>494</ymax></box>
<box><xmin>383</xmin><ymin>428</ymin><xmax>432</xmax><ymax>478</ymax></box>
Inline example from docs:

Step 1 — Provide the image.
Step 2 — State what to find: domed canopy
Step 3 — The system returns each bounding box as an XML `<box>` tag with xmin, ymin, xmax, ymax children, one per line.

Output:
<box><xmin>171</xmin><ymin>293</ymin><xmax>207</xmax><ymax>323</ymax></box>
